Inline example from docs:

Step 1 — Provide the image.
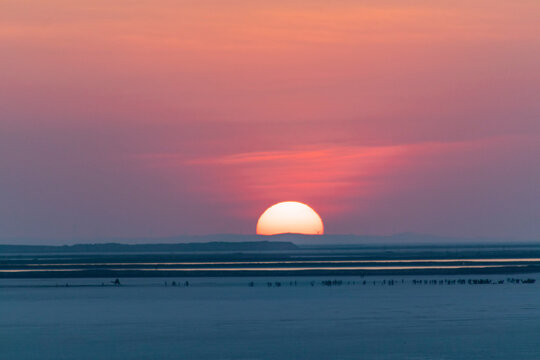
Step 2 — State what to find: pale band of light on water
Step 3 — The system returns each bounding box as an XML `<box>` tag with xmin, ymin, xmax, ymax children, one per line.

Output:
<box><xmin>9</xmin><ymin>258</ymin><xmax>540</xmax><ymax>267</ymax></box>
<box><xmin>0</xmin><ymin>264</ymin><xmax>527</xmax><ymax>272</ymax></box>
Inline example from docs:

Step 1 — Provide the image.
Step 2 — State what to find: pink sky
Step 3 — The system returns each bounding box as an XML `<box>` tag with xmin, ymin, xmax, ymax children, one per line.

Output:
<box><xmin>1</xmin><ymin>0</ymin><xmax>539</xmax><ymax>241</ymax></box>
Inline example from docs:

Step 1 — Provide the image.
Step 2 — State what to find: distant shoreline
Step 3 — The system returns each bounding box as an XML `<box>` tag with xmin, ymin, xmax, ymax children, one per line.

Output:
<box><xmin>0</xmin><ymin>241</ymin><xmax>298</xmax><ymax>254</ymax></box>
<box><xmin>2</xmin><ymin>233</ymin><xmax>539</xmax><ymax>248</ymax></box>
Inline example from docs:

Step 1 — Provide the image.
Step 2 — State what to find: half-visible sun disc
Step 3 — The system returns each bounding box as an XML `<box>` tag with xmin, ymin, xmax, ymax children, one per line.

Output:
<box><xmin>256</xmin><ymin>201</ymin><xmax>324</xmax><ymax>235</ymax></box>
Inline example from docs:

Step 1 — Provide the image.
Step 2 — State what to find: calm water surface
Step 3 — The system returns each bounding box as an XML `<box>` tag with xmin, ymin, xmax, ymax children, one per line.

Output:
<box><xmin>1</xmin><ymin>275</ymin><xmax>539</xmax><ymax>360</ymax></box>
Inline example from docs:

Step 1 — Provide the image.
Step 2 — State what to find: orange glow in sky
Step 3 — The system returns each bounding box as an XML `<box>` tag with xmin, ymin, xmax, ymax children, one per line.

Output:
<box><xmin>256</xmin><ymin>201</ymin><xmax>324</xmax><ymax>235</ymax></box>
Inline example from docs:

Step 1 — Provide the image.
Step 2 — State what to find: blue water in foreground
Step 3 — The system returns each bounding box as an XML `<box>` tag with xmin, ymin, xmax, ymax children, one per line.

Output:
<box><xmin>1</xmin><ymin>275</ymin><xmax>540</xmax><ymax>359</ymax></box>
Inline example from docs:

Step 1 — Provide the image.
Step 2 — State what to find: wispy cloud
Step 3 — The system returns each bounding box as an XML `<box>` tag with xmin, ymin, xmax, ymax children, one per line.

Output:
<box><xmin>139</xmin><ymin>145</ymin><xmax>406</xmax><ymax>214</ymax></box>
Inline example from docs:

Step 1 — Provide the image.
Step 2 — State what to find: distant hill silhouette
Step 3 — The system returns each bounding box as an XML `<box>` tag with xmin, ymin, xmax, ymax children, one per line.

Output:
<box><xmin>0</xmin><ymin>233</ymin><xmax>536</xmax><ymax>250</ymax></box>
<box><xmin>267</xmin><ymin>233</ymin><xmax>537</xmax><ymax>246</ymax></box>
<box><xmin>0</xmin><ymin>241</ymin><xmax>298</xmax><ymax>253</ymax></box>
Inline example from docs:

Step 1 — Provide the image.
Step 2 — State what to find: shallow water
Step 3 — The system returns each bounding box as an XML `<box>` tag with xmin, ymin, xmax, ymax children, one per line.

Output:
<box><xmin>1</xmin><ymin>275</ymin><xmax>540</xmax><ymax>359</ymax></box>
<box><xmin>3</xmin><ymin>256</ymin><xmax>540</xmax><ymax>275</ymax></box>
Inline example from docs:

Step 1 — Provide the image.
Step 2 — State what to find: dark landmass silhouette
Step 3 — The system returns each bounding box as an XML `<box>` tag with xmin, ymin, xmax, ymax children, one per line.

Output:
<box><xmin>0</xmin><ymin>240</ymin><xmax>298</xmax><ymax>253</ymax></box>
<box><xmin>1</xmin><ymin>232</ymin><xmax>538</xmax><ymax>247</ymax></box>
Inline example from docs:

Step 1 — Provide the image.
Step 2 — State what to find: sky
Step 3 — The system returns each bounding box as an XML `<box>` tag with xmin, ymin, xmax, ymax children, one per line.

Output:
<box><xmin>1</xmin><ymin>0</ymin><xmax>540</xmax><ymax>242</ymax></box>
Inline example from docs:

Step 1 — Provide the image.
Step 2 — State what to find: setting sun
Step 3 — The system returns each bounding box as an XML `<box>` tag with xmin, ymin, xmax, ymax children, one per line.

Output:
<box><xmin>256</xmin><ymin>201</ymin><xmax>324</xmax><ymax>235</ymax></box>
